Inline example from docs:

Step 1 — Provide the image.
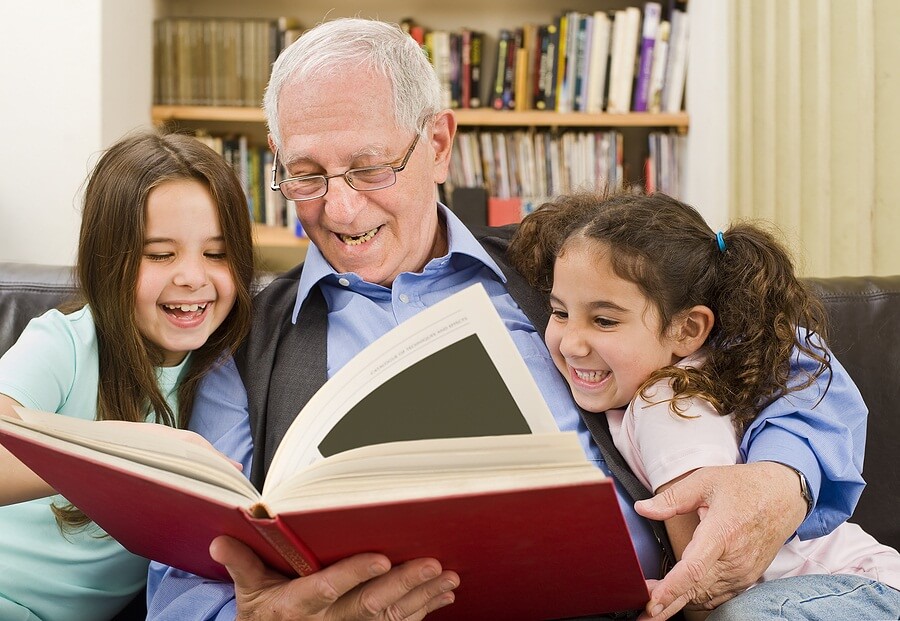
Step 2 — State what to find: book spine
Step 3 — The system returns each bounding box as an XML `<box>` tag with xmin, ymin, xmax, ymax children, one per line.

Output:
<box><xmin>461</xmin><ymin>29</ymin><xmax>472</xmax><ymax>109</ymax></box>
<box><xmin>553</xmin><ymin>13</ymin><xmax>569</xmax><ymax>111</ymax></box>
<box><xmin>585</xmin><ymin>12</ymin><xmax>611</xmax><ymax>113</ymax></box>
<box><xmin>502</xmin><ymin>28</ymin><xmax>522</xmax><ymax>110</ymax></box>
<box><xmin>469</xmin><ymin>31</ymin><xmax>484</xmax><ymax>108</ymax></box>
<box><xmin>245</xmin><ymin>507</ymin><xmax>320</xmax><ymax>576</ymax></box>
<box><xmin>632</xmin><ymin>2</ymin><xmax>662</xmax><ymax>112</ymax></box>
<box><xmin>663</xmin><ymin>9</ymin><xmax>689</xmax><ymax>113</ymax></box>
<box><xmin>492</xmin><ymin>30</ymin><xmax>510</xmax><ymax>110</ymax></box>
<box><xmin>647</xmin><ymin>20</ymin><xmax>670</xmax><ymax>113</ymax></box>
<box><xmin>543</xmin><ymin>20</ymin><xmax>560</xmax><ymax>111</ymax></box>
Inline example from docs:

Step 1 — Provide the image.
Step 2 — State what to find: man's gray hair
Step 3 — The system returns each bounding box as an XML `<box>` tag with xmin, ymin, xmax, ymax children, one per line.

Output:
<box><xmin>264</xmin><ymin>18</ymin><xmax>442</xmax><ymax>148</ymax></box>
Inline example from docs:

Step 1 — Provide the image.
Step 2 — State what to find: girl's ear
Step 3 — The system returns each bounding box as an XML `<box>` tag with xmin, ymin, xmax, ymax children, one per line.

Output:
<box><xmin>671</xmin><ymin>305</ymin><xmax>715</xmax><ymax>357</ymax></box>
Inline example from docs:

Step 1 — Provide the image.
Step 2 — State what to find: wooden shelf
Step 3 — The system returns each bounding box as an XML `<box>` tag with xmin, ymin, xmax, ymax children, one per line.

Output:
<box><xmin>253</xmin><ymin>223</ymin><xmax>308</xmax><ymax>248</ymax></box>
<box><xmin>252</xmin><ymin>223</ymin><xmax>309</xmax><ymax>273</ymax></box>
<box><xmin>153</xmin><ymin>105</ymin><xmax>268</xmax><ymax>124</ymax></box>
<box><xmin>152</xmin><ymin>105</ymin><xmax>689</xmax><ymax>130</ymax></box>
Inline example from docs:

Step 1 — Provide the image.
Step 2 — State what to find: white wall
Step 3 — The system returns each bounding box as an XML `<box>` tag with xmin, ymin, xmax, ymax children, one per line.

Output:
<box><xmin>682</xmin><ymin>0</ymin><xmax>731</xmax><ymax>231</ymax></box>
<box><xmin>0</xmin><ymin>0</ymin><xmax>153</xmax><ymax>266</ymax></box>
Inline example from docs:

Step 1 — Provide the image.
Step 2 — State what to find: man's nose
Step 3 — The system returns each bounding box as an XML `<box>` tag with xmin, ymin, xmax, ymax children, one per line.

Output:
<box><xmin>323</xmin><ymin>177</ymin><xmax>367</xmax><ymax>225</ymax></box>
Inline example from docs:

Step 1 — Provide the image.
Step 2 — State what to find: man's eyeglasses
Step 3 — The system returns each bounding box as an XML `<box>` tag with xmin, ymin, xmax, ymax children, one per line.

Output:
<box><xmin>270</xmin><ymin>129</ymin><xmax>423</xmax><ymax>202</ymax></box>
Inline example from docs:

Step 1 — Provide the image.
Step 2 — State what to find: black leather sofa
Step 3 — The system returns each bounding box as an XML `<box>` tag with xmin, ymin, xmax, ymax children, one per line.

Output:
<box><xmin>1</xmin><ymin>263</ymin><xmax>898</xmax><ymax>620</ymax></box>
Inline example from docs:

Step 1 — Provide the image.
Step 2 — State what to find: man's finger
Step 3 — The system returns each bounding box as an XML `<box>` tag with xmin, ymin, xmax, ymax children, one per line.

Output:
<box><xmin>209</xmin><ymin>535</ymin><xmax>272</xmax><ymax>586</ymax></box>
<box><xmin>339</xmin><ymin>558</ymin><xmax>458</xmax><ymax>620</ymax></box>
<box><xmin>645</xmin><ymin>514</ymin><xmax>729</xmax><ymax>614</ymax></box>
<box><xmin>635</xmin><ymin>470</ymin><xmax>711</xmax><ymax>521</ymax></box>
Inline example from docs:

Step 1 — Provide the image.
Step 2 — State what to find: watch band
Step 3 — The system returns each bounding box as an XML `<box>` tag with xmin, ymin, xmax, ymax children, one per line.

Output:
<box><xmin>767</xmin><ymin>461</ymin><xmax>813</xmax><ymax>518</ymax></box>
<box><xmin>788</xmin><ymin>465</ymin><xmax>813</xmax><ymax>517</ymax></box>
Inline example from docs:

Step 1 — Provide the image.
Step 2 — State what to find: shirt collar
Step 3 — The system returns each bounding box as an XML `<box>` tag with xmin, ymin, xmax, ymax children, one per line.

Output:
<box><xmin>291</xmin><ymin>203</ymin><xmax>507</xmax><ymax>322</ymax></box>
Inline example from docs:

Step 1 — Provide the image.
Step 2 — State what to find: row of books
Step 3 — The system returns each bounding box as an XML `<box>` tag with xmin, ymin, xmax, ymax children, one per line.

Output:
<box><xmin>153</xmin><ymin>16</ymin><xmax>303</xmax><ymax>107</ymax></box>
<box><xmin>446</xmin><ymin>128</ymin><xmax>683</xmax><ymax>203</ymax></box>
<box><xmin>153</xmin><ymin>5</ymin><xmax>687</xmax><ymax>114</ymax></box>
<box><xmin>407</xmin><ymin>2</ymin><xmax>689</xmax><ymax>114</ymax></box>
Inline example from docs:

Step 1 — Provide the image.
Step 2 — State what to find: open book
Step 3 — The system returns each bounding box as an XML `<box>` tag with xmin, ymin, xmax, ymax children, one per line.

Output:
<box><xmin>0</xmin><ymin>284</ymin><xmax>648</xmax><ymax>619</ymax></box>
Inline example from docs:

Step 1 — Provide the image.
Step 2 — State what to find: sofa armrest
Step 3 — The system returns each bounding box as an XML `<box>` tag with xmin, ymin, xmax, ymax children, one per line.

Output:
<box><xmin>804</xmin><ymin>275</ymin><xmax>900</xmax><ymax>551</ymax></box>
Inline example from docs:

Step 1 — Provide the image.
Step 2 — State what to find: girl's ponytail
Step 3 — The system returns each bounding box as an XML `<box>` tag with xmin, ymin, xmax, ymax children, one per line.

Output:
<box><xmin>705</xmin><ymin>223</ymin><xmax>831</xmax><ymax>432</ymax></box>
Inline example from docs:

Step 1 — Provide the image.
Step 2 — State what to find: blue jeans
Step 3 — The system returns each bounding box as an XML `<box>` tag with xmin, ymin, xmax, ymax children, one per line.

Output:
<box><xmin>708</xmin><ymin>574</ymin><xmax>900</xmax><ymax>620</ymax></box>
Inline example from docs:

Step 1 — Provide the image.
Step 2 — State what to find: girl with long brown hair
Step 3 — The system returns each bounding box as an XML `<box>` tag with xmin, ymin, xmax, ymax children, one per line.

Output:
<box><xmin>0</xmin><ymin>131</ymin><xmax>253</xmax><ymax>621</ymax></box>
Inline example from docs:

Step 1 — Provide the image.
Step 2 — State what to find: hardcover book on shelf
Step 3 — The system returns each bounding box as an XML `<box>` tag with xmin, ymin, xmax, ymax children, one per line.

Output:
<box><xmin>0</xmin><ymin>284</ymin><xmax>648</xmax><ymax>620</ymax></box>
<box><xmin>533</xmin><ymin>23</ymin><xmax>552</xmax><ymax>109</ymax></box>
<box><xmin>632</xmin><ymin>2</ymin><xmax>663</xmax><ymax>112</ymax></box>
<box><xmin>460</xmin><ymin>29</ymin><xmax>473</xmax><ymax>109</ymax></box>
<box><xmin>585</xmin><ymin>11</ymin><xmax>612</xmax><ymax>113</ymax></box>
<box><xmin>647</xmin><ymin>19</ymin><xmax>671</xmax><ymax>114</ymax></box>
<box><xmin>662</xmin><ymin>8</ymin><xmax>690</xmax><ymax>113</ymax></box>
<box><xmin>606</xmin><ymin>7</ymin><xmax>642</xmax><ymax>114</ymax></box>
<box><xmin>552</xmin><ymin>12</ymin><xmax>570</xmax><ymax>112</ymax></box>
<box><xmin>492</xmin><ymin>29</ymin><xmax>512</xmax><ymax>110</ymax></box>
<box><xmin>468</xmin><ymin>30</ymin><xmax>485</xmax><ymax>108</ymax></box>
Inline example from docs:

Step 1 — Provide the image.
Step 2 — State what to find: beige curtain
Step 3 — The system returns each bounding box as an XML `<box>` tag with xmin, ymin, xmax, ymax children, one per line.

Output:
<box><xmin>731</xmin><ymin>0</ymin><xmax>900</xmax><ymax>277</ymax></box>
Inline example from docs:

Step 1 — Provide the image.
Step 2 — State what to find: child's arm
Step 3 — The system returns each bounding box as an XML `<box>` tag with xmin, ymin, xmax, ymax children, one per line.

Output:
<box><xmin>656</xmin><ymin>470</ymin><xmax>710</xmax><ymax>621</ymax></box>
<box><xmin>0</xmin><ymin>394</ymin><xmax>56</xmax><ymax>504</ymax></box>
<box><xmin>655</xmin><ymin>471</ymin><xmax>708</xmax><ymax>621</ymax></box>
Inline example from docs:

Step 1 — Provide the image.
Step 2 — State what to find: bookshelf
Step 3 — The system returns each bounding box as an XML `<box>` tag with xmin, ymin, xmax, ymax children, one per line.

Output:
<box><xmin>153</xmin><ymin>0</ymin><xmax>697</xmax><ymax>268</ymax></box>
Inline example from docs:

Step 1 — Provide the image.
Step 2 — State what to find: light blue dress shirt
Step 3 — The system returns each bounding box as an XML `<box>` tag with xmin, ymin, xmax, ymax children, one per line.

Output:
<box><xmin>147</xmin><ymin>206</ymin><xmax>867</xmax><ymax>620</ymax></box>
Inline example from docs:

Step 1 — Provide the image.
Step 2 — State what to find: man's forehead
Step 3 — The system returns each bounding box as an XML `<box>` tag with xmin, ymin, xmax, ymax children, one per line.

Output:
<box><xmin>279</xmin><ymin>135</ymin><xmax>398</xmax><ymax>168</ymax></box>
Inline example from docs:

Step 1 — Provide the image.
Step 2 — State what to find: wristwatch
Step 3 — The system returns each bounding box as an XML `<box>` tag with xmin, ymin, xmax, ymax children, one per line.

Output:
<box><xmin>768</xmin><ymin>461</ymin><xmax>813</xmax><ymax>517</ymax></box>
<box><xmin>790</xmin><ymin>466</ymin><xmax>813</xmax><ymax>517</ymax></box>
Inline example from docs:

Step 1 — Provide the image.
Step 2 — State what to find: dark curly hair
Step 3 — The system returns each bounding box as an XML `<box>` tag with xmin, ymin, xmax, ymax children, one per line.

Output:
<box><xmin>508</xmin><ymin>191</ymin><xmax>832</xmax><ymax>433</ymax></box>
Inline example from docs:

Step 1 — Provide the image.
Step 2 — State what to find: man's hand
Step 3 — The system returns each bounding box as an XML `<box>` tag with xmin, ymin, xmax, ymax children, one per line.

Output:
<box><xmin>635</xmin><ymin>462</ymin><xmax>807</xmax><ymax>620</ymax></box>
<box><xmin>210</xmin><ymin>535</ymin><xmax>459</xmax><ymax>621</ymax></box>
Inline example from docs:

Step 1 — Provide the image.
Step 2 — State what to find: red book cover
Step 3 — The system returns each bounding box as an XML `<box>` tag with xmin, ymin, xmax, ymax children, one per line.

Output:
<box><xmin>0</xmin><ymin>427</ymin><xmax>649</xmax><ymax>619</ymax></box>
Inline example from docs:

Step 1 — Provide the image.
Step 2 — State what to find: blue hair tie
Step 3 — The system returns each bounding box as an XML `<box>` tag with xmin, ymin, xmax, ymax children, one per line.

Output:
<box><xmin>716</xmin><ymin>231</ymin><xmax>727</xmax><ymax>253</ymax></box>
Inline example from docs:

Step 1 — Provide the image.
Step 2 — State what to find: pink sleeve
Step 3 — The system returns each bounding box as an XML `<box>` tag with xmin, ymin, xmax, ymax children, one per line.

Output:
<box><xmin>622</xmin><ymin>382</ymin><xmax>743</xmax><ymax>492</ymax></box>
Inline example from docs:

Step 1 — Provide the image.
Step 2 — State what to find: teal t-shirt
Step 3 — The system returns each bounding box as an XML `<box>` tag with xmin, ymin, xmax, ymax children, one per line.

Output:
<box><xmin>0</xmin><ymin>307</ymin><xmax>190</xmax><ymax>621</ymax></box>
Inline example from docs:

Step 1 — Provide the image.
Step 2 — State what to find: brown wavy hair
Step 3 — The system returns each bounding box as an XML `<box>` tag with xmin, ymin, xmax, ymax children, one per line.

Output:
<box><xmin>509</xmin><ymin>191</ymin><xmax>831</xmax><ymax>434</ymax></box>
<box><xmin>53</xmin><ymin>131</ymin><xmax>254</xmax><ymax>532</ymax></box>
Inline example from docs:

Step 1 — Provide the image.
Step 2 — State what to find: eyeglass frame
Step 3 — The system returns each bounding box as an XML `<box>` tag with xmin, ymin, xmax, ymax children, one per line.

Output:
<box><xmin>269</xmin><ymin>125</ymin><xmax>425</xmax><ymax>202</ymax></box>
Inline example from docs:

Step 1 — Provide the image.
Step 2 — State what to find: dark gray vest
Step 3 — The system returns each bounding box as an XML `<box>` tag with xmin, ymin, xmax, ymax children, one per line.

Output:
<box><xmin>234</xmin><ymin>224</ymin><xmax>672</xmax><ymax>568</ymax></box>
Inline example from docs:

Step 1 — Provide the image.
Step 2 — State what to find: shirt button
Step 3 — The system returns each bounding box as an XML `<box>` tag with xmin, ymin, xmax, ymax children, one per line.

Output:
<box><xmin>399</xmin><ymin>293</ymin><xmax>410</xmax><ymax>304</ymax></box>
<box><xmin>338</xmin><ymin>277</ymin><xmax>350</xmax><ymax>287</ymax></box>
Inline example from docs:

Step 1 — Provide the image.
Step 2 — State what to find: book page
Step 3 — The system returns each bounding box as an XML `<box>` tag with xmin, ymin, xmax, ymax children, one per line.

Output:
<box><xmin>266</xmin><ymin>432</ymin><xmax>605</xmax><ymax>511</ymax></box>
<box><xmin>5</xmin><ymin>408</ymin><xmax>258</xmax><ymax>499</ymax></box>
<box><xmin>265</xmin><ymin>284</ymin><xmax>559</xmax><ymax>493</ymax></box>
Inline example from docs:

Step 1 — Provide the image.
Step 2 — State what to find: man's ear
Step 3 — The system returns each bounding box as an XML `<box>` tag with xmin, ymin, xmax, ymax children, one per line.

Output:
<box><xmin>429</xmin><ymin>109</ymin><xmax>457</xmax><ymax>184</ymax></box>
<box><xmin>267</xmin><ymin>133</ymin><xmax>277</xmax><ymax>154</ymax></box>
<box><xmin>671</xmin><ymin>305</ymin><xmax>715</xmax><ymax>358</ymax></box>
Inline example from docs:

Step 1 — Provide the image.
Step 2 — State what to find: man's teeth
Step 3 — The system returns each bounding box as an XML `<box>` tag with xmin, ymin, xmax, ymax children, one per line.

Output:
<box><xmin>340</xmin><ymin>227</ymin><xmax>378</xmax><ymax>246</ymax></box>
<box><xmin>164</xmin><ymin>303</ymin><xmax>207</xmax><ymax>312</ymax></box>
<box><xmin>575</xmin><ymin>369</ymin><xmax>607</xmax><ymax>382</ymax></box>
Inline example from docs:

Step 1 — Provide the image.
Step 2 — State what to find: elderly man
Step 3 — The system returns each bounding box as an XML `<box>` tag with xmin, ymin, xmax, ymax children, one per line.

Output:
<box><xmin>147</xmin><ymin>18</ymin><xmax>867</xmax><ymax>621</ymax></box>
